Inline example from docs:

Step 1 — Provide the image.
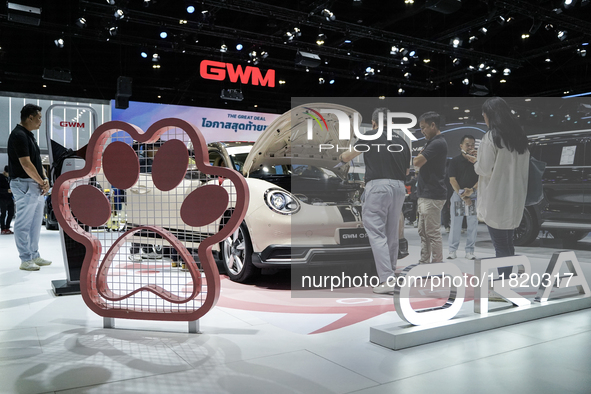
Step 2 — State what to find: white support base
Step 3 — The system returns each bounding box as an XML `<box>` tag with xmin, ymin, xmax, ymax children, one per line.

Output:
<box><xmin>103</xmin><ymin>317</ymin><xmax>115</xmax><ymax>329</ymax></box>
<box><xmin>189</xmin><ymin>320</ymin><xmax>200</xmax><ymax>334</ymax></box>
<box><xmin>370</xmin><ymin>296</ymin><xmax>591</xmax><ymax>350</ymax></box>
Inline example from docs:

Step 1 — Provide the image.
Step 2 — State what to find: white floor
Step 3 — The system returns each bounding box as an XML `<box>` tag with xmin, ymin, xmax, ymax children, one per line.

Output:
<box><xmin>1</xmin><ymin>223</ymin><xmax>590</xmax><ymax>394</ymax></box>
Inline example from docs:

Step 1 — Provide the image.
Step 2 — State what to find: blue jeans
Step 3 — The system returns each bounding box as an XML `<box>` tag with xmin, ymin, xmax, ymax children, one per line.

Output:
<box><xmin>362</xmin><ymin>179</ymin><xmax>406</xmax><ymax>282</ymax></box>
<box><xmin>487</xmin><ymin>225</ymin><xmax>515</xmax><ymax>278</ymax></box>
<box><xmin>10</xmin><ymin>178</ymin><xmax>45</xmax><ymax>263</ymax></box>
<box><xmin>448</xmin><ymin>192</ymin><xmax>478</xmax><ymax>254</ymax></box>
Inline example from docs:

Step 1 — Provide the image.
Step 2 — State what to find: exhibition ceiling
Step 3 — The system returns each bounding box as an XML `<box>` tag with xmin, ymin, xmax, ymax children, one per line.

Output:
<box><xmin>0</xmin><ymin>0</ymin><xmax>590</xmax><ymax>113</ymax></box>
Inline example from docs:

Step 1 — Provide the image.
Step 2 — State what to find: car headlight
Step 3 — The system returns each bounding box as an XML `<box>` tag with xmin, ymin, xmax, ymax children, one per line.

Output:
<box><xmin>264</xmin><ymin>189</ymin><xmax>300</xmax><ymax>215</ymax></box>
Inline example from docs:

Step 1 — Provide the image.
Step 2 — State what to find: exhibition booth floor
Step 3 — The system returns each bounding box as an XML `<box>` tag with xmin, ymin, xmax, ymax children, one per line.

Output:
<box><xmin>1</xmin><ymin>223</ymin><xmax>590</xmax><ymax>394</ymax></box>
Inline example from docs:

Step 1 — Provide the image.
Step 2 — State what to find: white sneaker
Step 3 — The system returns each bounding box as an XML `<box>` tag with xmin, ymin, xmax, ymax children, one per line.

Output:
<box><xmin>20</xmin><ymin>260</ymin><xmax>40</xmax><ymax>271</ymax></box>
<box><xmin>465</xmin><ymin>252</ymin><xmax>476</xmax><ymax>260</ymax></box>
<box><xmin>373</xmin><ymin>282</ymin><xmax>395</xmax><ymax>294</ymax></box>
<box><xmin>32</xmin><ymin>257</ymin><xmax>52</xmax><ymax>266</ymax></box>
<box><xmin>447</xmin><ymin>251</ymin><xmax>457</xmax><ymax>259</ymax></box>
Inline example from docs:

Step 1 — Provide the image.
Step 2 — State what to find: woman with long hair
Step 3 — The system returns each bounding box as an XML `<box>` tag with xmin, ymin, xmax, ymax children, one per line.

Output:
<box><xmin>474</xmin><ymin>97</ymin><xmax>529</xmax><ymax>279</ymax></box>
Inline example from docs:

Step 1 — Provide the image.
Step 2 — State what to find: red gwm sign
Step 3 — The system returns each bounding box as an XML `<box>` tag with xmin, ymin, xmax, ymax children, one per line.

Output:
<box><xmin>59</xmin><ymin>121</ymin><xmax>85</xmax><ymax>128</ymax></box>
<box><xmin>200</xmin><ymin>60</ymin><xmax>275</xmax><ymax>87</ymax></box>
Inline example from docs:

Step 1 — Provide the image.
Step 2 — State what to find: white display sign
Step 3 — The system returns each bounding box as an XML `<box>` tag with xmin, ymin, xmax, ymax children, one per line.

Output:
<box><xmin>559</xmin><ymin>145</ymin><xmax>576</xmax><ymax>165</ymax></box>
<box><xmin>394</xmin><ymin>251</ymin><xmax>590</xmax><ymax>326</ymax></box>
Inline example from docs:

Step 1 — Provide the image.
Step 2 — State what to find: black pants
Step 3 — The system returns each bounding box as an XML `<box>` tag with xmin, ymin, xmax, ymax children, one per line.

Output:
<box><xmin>0</xmin><ymin>199</ymin><xmax>15</xmax><ymax>230</ymax></box>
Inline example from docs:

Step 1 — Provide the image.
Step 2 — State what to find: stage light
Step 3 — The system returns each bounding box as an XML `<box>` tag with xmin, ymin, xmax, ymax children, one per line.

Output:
<box><xmin>503</xmin><ymin>68</ymin><xmax>511</xmax><ymax>75</ymax></box>
<box><xmin>318</xmin><ymin>77</ymin><xmax>325</xmax><ymax>84</ymax></box>
<box><xmin>557</xmin><ymin>30</ymin><xmax>567</xmax><ymax>40</ymax></box>
<box><xmin>236</xmin><ymin>43</ymin><xmax>243</xmax><ymax>51</ymax></box>
<box><xmin>316</xmin><ymin>33</ymin><xmax>326</xmax><ymax>46</ymax></box>
<box><xmin>521</xmin><ymin>33</ymin><xmax>530</xmax><ymax>39</ymax></box>
<box><xmin>143</xmin><ymin>0</ymin><xmax>150</xmax><ymax>7</ymax></box>
<box><xmin>404</xmin><ymin>72</ymin><xmax>411</xmax><ymax>79</ymax></box>
<box><xmin>75</xmin><ymin>17</ymin><xmax>86</xmax><ymax>28</ymax></box>
<box><xmin>109</xmin><ymin>26</ymin><xmax>118</xmax><ymax>36</ymax></box>
<box><xmin>141</xmin><ymin>51</ymin><xmax>148</xmax><ymax>58</ymax></box>
<box><xmin>329</xmin><ymin>79</ymin><xmax>335</xmax><ymax>84</ymax></box>
<box><xmin>54</xmin><ymin>37</ymin><xmax>64</xmax><ymax>48</ymax></box>
<box><xmin>479</xmin><ymin>27</ymin><xmax>488</xmax><ymax>34</ymax></box>
<box><xmin>160</xmin><ymin>31</ymin><xmax>167</xmax><ymax>39</ymax></box>
<box><xmin>321</xmin><ymin>9</ymin><xmax>335</xmax><ymax>21</ymax></box>
<box><xmin>398</xmin><ymin>88</ymin><xmax>405</xmax><ymax>94</ymax></box>
<box><xmin>451</xmin><ymin>37</ymin><xmax>462</xmax><ymax>48</ymax></box>
<box><xmin>462</xmin><ymin>78</ymin><xmax>470</xmax><ymax>85</ymax></box>
<box><xmin>187</xmin><ymin>5</ymin><xmax>195</xmax><ymax>13</ymax></box>
<box><xmin>114</xmin><ymin>9</ymin><xmax>124</xmax><ymax>20</ymax></box>
<box><xmin>220</xmin><ymin>43</ymin><xmax>228</xmax><ymax>52</ymax></box>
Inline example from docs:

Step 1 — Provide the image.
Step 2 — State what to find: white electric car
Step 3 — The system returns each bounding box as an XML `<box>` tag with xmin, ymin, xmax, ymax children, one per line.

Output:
<box><xmin>126</xmin><ymin>104</ymin><xmax>372</xmax><ymax>282</ymax></box>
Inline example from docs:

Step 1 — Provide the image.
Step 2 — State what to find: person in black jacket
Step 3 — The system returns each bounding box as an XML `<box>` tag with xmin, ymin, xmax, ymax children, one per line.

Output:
<box><xmin>0</xmin><ymin>166</ymin><xmax>15</xmax><ymax>234</ymax></box>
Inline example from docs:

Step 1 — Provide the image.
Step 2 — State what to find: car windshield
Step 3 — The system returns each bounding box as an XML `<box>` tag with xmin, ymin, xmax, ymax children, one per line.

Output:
<box><xmin>229</xmin><ymin>153</ymin><xmax>249</xmax><ymax>172</ymax></box>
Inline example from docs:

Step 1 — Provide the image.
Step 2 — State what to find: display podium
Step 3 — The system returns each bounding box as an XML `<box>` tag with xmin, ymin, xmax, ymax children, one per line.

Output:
<box><xmin>45</xmin><ymin>104</ymin><xmax>98</xmax><ymax>295</ymax></box>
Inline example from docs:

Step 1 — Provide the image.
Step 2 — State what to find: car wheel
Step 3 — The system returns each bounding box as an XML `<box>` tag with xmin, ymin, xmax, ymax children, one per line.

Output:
<box><xmin>549</xmin><ymin>230</ymin><xmax>589</xmax><ymax>246</ymax></box>
<box><xmin>221</xmin><ymin>222</ymin><xmax>259</xmax><ymax>283</ymax></box>
<box><xmin>513</xmin><ymin>207</ymin><xmax>539</xmax><ymax>246</ymax></box>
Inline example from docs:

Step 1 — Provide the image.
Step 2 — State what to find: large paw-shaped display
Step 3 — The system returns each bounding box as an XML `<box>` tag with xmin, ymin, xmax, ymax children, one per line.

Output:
<box><xmin>52</xmin><ymin>118</ymin><xmax>248</xmax><ymax>321</ymax></box>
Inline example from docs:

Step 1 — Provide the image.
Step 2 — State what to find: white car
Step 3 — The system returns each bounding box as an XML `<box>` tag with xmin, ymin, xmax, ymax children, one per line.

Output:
<box><xmin>126</xmin><ymin>103</ymin><xmax>373</xmax><ymax>282</ymax></box>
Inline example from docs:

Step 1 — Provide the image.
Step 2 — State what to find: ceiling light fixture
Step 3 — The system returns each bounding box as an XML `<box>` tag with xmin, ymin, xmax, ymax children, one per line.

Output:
<box><xmin>54</xmin><ymin>37</ymin><xmax>64</xmax><ymax>48</ymax></box>
<box><xmin>321</xmin><ymin>9</ymin><xmax>335</xmax><ymax>21</ymax></box>
<box><xmin>557</xmin><ymin>30</ymin><xmax>567</xmax><ymax>40</ymax></box>
<box><xmin>75</xmin><ymin>17</ymin><xmax>86</xmax><ymax>28</ymax></box>
<box><xmin>503</xmin><ymin>68</ymin><xmax>511</xmax><ymax>75</ymax></box>
<box><xmin>451</xmin><ymin>37</ymin><xmax>462</xmax><ymax>48</ymax></box>
<box><xmin>316</xmin><ymin>33</ymin><xmax>326</xmax><ymax>46</ymax></box>
<box><xmin>114</xmin><ymin>9</ymin><xmax>124</xmax><ymax>20</ymax></box>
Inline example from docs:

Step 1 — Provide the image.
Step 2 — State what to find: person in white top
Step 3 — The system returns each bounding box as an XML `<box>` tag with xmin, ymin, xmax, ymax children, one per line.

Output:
<box><xmin>473</xmin><ymin>97</ymin><xmax>529</xmax><ymax>279</ymax></box>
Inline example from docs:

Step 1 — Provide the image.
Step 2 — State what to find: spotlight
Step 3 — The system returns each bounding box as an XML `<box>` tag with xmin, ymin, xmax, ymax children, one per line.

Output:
<box><xmin>423</xmin><ymin>58</ymin><xmax>431</xmax><ymax>63</ymax></box>
<box><xmin>114</xmin><ymin>9</ymin><xmax>124</xmax><ymax>20</ymax></box>
<box><xmin>236</xmin><ymin>43</ymin><xmax>243</xmax><ymax>51</ymax></box>
<box><xmin>578</xmin><ymin>48</ymin><xmax>587</xmax><ymax>57</ymax></box>
<box><xmin>521</xmin><ymin>33</ymin><xmax>530</xmax><ymax>39</ymax></box>
<box><xmin>220</xmin><ymin>43</ymin><xmax>228</xmax><ymax>53</ymax></box>
<box><xmin>143</xmin><ymin>0</ymin><xmax>150</xmax><ymax>7</ymax></box>
<box><xmin>54</xmin><ymin>37</ymin><xmax>64</xmax><ymax>48</ymax></box>
<box><xmin>479</xmin><ymin>27</ymin><xmax>488</xmax><ymax>34</ymax></box>
<box><xmin>557</xmin><ymin>30</ymin><xmax>567</xmax><ymax>40</ymax></box>
<box><xmin>318</xmin><ymin>77</ymin><xmax>325</xmax><ymax>84</ymax></box>
<box><xmin>75</xmin><ymin>17</ymin><xmax>86</xmax><ymax>28</ymax></box>
<box><xmin>404</xmin><ymin>72</ymin><xmax>411</xmax><ymax>79</ymax></box>
<box><xmin>469</xmin><ymin>36</ymin><xmax>478</xmax><ymax>43</ymax></box>
<box><xmin>545</xmin><ymin>23</ymin><xmax>554</xmax><ymax>30</ymax></box>
<box><xmin>109</xmin><ymin>26</ymin><xmax>118</xmax><ymax>36</ymax></box>
<box><xmin>503</xmin><ymin>68</ymin><xmax>511</xmax><ymax>75</ymax></box>
<box><xmin>408</xmin><ymin>50</ymin><xmax>416</xmax><ymax>57</ymax></box>
<box><xmin>564</xmin><ymin>0</ymin><xmax>579</xmax><ymax>9</ymax></box>
<box><xmin>545</xmin><ymin>58</ymin><xmax>552</xmax><ymax>63</ymax></box>
<box><xmin>329</xmin><ymin>79</ymin><xmax>335</xmax><ymax>84</ymax></box>
<box><xmin>152</xmin><ymin>53</ymin><xmax>160</xmax><ymax>62</ymax></box>
<box><xmin>141</xmin><ymin>51</ymin><xmax>148</xmax><ymax>58</ymax></box>
<box><xmin>390</xmin><ymin>46</ymin><xmax>400</xmax><ymax>55</ymax></box>
<box><xmin>478</xmin><ymin>63</ymin><xmax>486</xmax><ymax>69</ymax></box>
<box><xmin>106</xmin><ymin>0</ymin><xmax>115</xmax><ymax>4</ymax></box>
<box><xmin>260</xmin><ymin>51</ymin><xmax>269</xmax><ymax>59</ymax></box>
<box><xmin>278</xmin><ymin>80</ymin><xmax>286</xmax><ymax>85</ymax></box>
<box><xmin>451</xmin><ymin>37</ymin><xmax>462</xmax><ymax>48</ymax></box>
<box><xmin>249</xmin><ymin>50</ymin><xmax>257</xmax><ymax>58</ymax></box>
<box><xmin>365</xmin><ymin>66</ymin><xmax>375</xmax><ymax>76</ymax></box>
<box><xmin>497</xmin><ymin>16</ymin><xmax>506</xmax><ymax>25</ymax></box>
<box><xmin>462</xmin><ymin>78</ymin><xmax>470</xmax><ymax>85</ymax></box>
<box><xmin>452</xmin><ymin>58</ymin><xmax>461</xmax><ymax>66</ymax></box>
<box><xmin>398</xmin><ymin>88</ymin><xmax>405</xmax><ymax>94</ymax></box>
<box><xmin>316</xmin><ymin>33</ymin><xmax>326</xmax><ymax>46</ymax></box>
<box><xmin>160</xmin><ymin>31</ymin><xmax>168</xmax><ymax>39</ymax></box>
<box><xmin>321</xmin><ymin>9</ymin><xmax>335</xmax><ymax>21</ymax></box>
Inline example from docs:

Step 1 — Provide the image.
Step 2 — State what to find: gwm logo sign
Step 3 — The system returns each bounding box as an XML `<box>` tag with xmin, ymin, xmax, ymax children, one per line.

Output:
<box><xmin>59</xmin><ymin>121</ymin><xmax>85</xmax><ymax>128</ymax></box>
<box><xmin>200</xmin><ymin>60</ymin><xmax>275</xmax><ymax>87</ymax></box>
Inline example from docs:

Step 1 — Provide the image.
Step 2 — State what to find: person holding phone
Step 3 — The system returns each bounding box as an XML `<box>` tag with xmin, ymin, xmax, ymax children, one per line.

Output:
<box><xmin>447</xmin><ymin>135</ymin><xmax>479</xmax><ymax>260</ymax></box>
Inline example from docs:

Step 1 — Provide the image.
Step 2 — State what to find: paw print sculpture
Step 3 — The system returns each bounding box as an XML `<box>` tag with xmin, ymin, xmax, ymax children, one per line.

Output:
<box><xmin>52</xmin><ymin>118</ymin><xmax>249</xmax><ymax>322</ymax></box>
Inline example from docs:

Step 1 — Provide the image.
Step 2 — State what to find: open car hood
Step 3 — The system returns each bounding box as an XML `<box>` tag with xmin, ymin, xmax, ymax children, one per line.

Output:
<box><xmin>243</xmin><ymin>103</ymin><xmax>362</xmax><ymax>179</ymax></box>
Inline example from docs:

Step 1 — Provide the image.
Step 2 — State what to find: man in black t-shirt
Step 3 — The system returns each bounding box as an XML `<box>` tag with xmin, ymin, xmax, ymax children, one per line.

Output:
<box><xmin>340</xmin><ymin>108</ymin><xmax>410</xmax><ymax>294</ymax></box>
<box><xmin>7</xmin><ymin>104</ymin><xmax>52</xmax><ymax>271</ymax></box>
<box><xmin>413</xmin><ymin>112</ymin><xmax>448</xmax><ymax>264</ymax></box>
<box><xmin>447</xmin><ymin>135</ymin><xmax>479</xmax><ymax>260</ymax></box>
